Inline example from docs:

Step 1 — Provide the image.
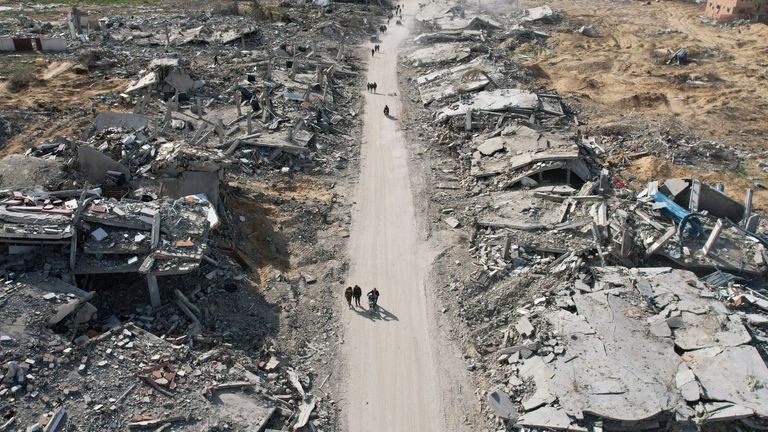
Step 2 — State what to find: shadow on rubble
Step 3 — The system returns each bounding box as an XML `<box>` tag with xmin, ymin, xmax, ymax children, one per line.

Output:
<box><xmin>79</xmin><ymin>271</ymin><xmax>280</xmax><ymax>352</ymax></box>
<box><xmin>221</xmin><ymin>186</ymin><xmax>292</xmax><ymax>280</ymax></box>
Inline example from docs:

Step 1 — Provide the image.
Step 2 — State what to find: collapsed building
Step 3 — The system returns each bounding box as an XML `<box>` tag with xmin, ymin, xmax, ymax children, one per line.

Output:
<box><xmin>0</xmin><ymin>0</ymin><xmax>379</xmax><ymax>430</ymax></box>
<box><xmin>401</xmin><ymin>1</ymin><xmax>768</xmax><ymax>431</ymax></box>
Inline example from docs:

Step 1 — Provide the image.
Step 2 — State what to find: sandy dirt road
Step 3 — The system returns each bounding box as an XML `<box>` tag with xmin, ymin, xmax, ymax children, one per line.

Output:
<box><xmin>342</xmin><ymin>5</ymin><xmax>475</xmax><ymax>432</ymax></box>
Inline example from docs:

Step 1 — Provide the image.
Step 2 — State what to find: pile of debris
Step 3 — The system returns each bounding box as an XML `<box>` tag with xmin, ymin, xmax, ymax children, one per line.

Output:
<box><xmin>1</xmin><ymin>0</ymin><xmax>385</xmax><ymax>430</ymax></box>
<box><xmin>0</xmin><ymin>276</ymin><xmax>319</xmax><ymax>431</ymax></box>
<box><xmin>399</xmin><ymin>1</ymin><xmax>768</xmax><ymax>430</ymax></box>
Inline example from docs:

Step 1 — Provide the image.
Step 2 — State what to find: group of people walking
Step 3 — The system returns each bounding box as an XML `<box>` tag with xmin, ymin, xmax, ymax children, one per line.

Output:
<box><xmin>366</xmin><ymin>82</ymin><xmax>378</xmax><ymax>93</ymax></box>
<box><xmin>345</xmin><ymin>285</ymin><xmax>380</xmax><ymax>311</ymax></box>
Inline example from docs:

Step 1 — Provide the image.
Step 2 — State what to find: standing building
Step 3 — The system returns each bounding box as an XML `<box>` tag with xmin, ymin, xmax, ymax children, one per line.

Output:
<box><xmin>705</xmin><ymin>0</ymin><xmax>768</xmax><ymax>21</ymax></box>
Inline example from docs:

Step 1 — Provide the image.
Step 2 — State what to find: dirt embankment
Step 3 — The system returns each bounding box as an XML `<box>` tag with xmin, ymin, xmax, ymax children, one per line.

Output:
<box><xmin>530</xmin><ymin>0</ymin><xmax>768</xmax><ymax>151</ymax></box>
<box><xmin>0</xmin><ymin>61</ymin><xmax>127</xmax><ymax>157</ymax></box>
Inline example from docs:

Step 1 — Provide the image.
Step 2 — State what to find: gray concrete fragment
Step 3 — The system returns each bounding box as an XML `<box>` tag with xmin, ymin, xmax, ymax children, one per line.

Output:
<box><xmin>477</xmin><ymin>139</ymin><xmax>505</xmax><ymax>156</ymax></box>
<box><xmin>515</xmin><ymin>317</ymin><xmax>535</xmax><ymax>337</ymax></box>
<box><xmin>488</xmin><ymin>389</ymin><xmax>517</xmax><ymax>421</ymax></box>
<box><xmin>522</xmin><ymin>387</ymin><xmax>556</xmax><ymax>411</ymax></box>
<box><xmin>675</xmin><ymin>365</ymin><xmax>700</xmax><ymax>402</ymax></box>
<box><xmin>688</xmin><ymin>345</ymin><xmax>768</xmax><ymax>417</ymax></box>
<box><xmin>77</xmin><ymin>146</ymin><xmax>131</xmax><ymax>184</ymax></box>
<box><xmin>94</xmin><ymin>112</ymin><xmax>148</xmax><ymax>132</ymax></box>
<box><xmin>543</xmin><ymin>291</ymin><xmax>681</xmax><ymax>422</ymax></box>
<box><xmin>516</xmin><ymin>406</ymin><xmax>587</xmax><ymax>431</ymax></box>
<box><xmin>699</xmin><ymin>402</ymin><xmax>753</xmax><ymax>423</ymax></box>
<box><xmin>673</xmin><ymin>312</ymin><xmax>751</xmax><ymax>351</ymax></box>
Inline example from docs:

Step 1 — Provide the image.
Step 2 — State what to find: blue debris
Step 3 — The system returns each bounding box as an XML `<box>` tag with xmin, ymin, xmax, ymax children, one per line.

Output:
<box><xmin>650</xmin><ymin>192</ymin><xmax>703</xmax><ymax>237</ymax></box>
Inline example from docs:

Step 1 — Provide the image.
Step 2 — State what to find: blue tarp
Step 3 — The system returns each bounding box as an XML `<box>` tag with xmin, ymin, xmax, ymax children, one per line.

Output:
<box><xmin>650</xmin><ymin>192</ymin><xmax>703</xmax><ymax>237</ymax></box>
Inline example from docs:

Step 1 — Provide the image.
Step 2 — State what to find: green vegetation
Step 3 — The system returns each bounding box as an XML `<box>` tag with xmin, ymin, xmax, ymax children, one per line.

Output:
<box><xmin>0</xmin><ymin>56</ymin><xmax>37</xmax><ymax>79</ymax></box>
<box><xmin>6</xmin><ymin>71</ymin><xmax>34</xmax><ymax>92</ymax></box>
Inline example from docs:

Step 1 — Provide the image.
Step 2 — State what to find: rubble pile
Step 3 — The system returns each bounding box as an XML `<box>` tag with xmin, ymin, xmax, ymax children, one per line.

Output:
<box><xmin>399</xmin><ymin>1</ymin><xmax>768</xmax><ymax>431</ymax></box>
<box><xmin>0</xmin><ymin>0</ymin><xmax>389</xmax><ymax>430</ymax></box>
<box><xmin>0</xmin><ymin>279</ymin><xmax>319</xmax><ymax>431</ymax></box>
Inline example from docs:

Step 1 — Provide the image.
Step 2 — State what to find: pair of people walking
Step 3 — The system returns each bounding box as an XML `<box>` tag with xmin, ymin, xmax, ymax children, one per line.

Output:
<box><xmin>345</xmin><ymin>285</ymin><xmax>362</xmax><ymax>307</ymax></box>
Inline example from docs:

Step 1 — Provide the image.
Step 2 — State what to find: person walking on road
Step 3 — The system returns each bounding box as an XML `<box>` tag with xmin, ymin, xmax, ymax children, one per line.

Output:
<box><xmin>353</xmin><ymin>285</ymin><xmax>362</xmax><ymax>307</ymax></box>
<box><xmin>367</xmin><ymin>288</ymin><xmax>380</xmax><ymax>308</ymax></box>
<box><xmin>344</xmin><ymin>286</ymin><xmax>354</xmax><ymax>308</ymax></box>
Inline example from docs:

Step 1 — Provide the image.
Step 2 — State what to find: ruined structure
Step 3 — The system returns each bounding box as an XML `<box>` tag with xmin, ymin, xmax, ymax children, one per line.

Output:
<box><xmin>705</xmin><ymin>0</ymin><xmax>768</xmax><ymax>21</ymax></box>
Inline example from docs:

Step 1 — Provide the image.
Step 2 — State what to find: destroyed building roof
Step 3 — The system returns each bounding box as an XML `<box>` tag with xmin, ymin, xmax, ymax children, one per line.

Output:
<box><xmin>414</xmin><ymin>57</ymin><xmax>501</xmax><ymax>104</ymax></box>
<box><xmin>438</xmin><ymin>88</ymin><xmax>540</xmax><ymax>120</ymax></box>
<box><xmin>519</xmin><ymin>5</ymin><xmax>556</xmax><ymax>23</ymax></box>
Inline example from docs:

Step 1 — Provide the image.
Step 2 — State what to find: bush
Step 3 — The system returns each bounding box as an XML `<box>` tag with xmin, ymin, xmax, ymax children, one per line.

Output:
<box><xmin>6</xmin><ymin>71</ymin><xmax>32</xmax><ymax>92</ymax></box>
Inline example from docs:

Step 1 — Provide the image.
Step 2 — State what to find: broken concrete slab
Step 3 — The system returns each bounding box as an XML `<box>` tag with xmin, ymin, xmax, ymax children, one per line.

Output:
<box><xmin>698</xmin><ymin>402</ymin><xmax>754</xmax><ymax>423</ymax></box>
<box><xmin>514</xmin><ymin>317</ymin><xmax>534</xmax><ymax>337</ymax></box>
<box><xmin>687</xmin><ymin>345</ymin><xmax>768</xmax><ymax>417</ymax></box>
<box><xmin>438</xmin><ymin>89</ymin><xmax>539</xmax><ymax>120</ymax></box>
<box><xmin>94</xmin><ymin>112</ymin><xmax>149</xmax><ymax>132</ymax></box>
<box><xmin>516</xmin><ymin>406</ymin><xmax>587</xmax><ymax>431</ymax></box>
<box><xmin>488</xmin><ymin>389</ymin><xmax>518</xmax><ymax>421</ymax></box>
<box><xmin>406</xmin><ymin>43</ymin><xmax>472</xmax><ymax>67</ymax></box>
<box><xmin>77</xmin><ymin>146</ymin><xmax>131</xmax><ymax>184</ymax></box>
<box><xmin>675</xmin><ymin>364</ymin><xmax>700</xmax><ymax>402</ymax></box>
<box><xmin>520</xmin><ymin>5</ymin><xmax>555</xmax><ymax>22</ymax></box>
<box><xmin>543</xmin><ymin>291</ymin><xmax>681</xmax><ymax>422</ymax></box>
<box><xmin>477</xmin><ymin>139</ymin><xmax>505</xmax><ymax>156</ymax></box>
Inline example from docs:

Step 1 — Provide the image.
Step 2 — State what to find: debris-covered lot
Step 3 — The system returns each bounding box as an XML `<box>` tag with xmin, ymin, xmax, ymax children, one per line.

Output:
<box><xmin>398</xmin><ymin>0</ymin><xmax>768</xmax><ymax>430</ymax></box>
<box><xmin>0</xmin><ymin>0</ymin><xmax>388</xmax><ymax>430</ymax></box>
<box><xmin>2</xmin><ymin>0</ymin><xmax>768</xmax><ymax>430</ymax></box>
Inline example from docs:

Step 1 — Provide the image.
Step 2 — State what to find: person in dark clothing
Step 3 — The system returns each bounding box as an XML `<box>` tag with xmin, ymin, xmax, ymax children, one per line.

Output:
<box><xmin>344</xmin><ymin>286</ymin><xmax>354</xmax><ymax>308</ymax></box>
<box><xmin>371</xmin><ymin>48</ymin><xmax>375</xmax><ymax>57</ymax></box>
<box><xmin>367</xmin><ymin>288</ymin><xmax>380</xmax><ymax>310</ymax></box>
<box><xmin>353</xmin><ymin>285</ymin><xmax>362</xmax><ymax>307</ymax></box>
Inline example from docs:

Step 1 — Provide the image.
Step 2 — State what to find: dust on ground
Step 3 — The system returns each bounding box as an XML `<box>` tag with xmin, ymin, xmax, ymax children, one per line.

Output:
<box><xmin>0</xmin><ymin>59</ymin><xmax>127</xmax><ymax>157</ymax></box>
<box><xmin>529</xmin><ymin>0</ymin><xmax>768</xmax><ymax>150</ymax></box>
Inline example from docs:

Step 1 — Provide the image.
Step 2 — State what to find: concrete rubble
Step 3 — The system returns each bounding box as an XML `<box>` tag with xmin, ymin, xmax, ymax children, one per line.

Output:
<box><xmin>399</xmin><ymin>0</ymin><xmax>768</xmax><ymax>431</ymax></box>
<box><xmin>0</xmin><ymin>0</ymin><xmax>384</xmax><ymax>429</ymax></box>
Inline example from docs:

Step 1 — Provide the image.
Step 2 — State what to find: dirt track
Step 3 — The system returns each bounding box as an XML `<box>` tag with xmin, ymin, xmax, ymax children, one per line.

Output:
<box><xmin>341</xmin><ymin>4</ymin><xmax>477</xmax><ymax>431</ymax></box>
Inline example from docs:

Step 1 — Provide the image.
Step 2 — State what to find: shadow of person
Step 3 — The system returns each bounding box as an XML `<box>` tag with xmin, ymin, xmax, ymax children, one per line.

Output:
<box><xmin>375</xmin><ymin>304</ymin><xmax>399</xmax><ymax>322</ymax></box>
<box><xmin>351</xmin><ymin>305</ymin><xmax>376</xmax><ymax>322</ymax></box>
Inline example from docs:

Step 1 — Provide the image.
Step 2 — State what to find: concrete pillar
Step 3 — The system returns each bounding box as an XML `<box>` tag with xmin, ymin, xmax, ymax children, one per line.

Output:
<box><xmin>701</xmin><ymin>219</ymin><xmax>724</xmax><ymax>256</ymax></box>
<box><xmin>465</xmin><ymin>108</ymin><xmax>472</xmax><ymax>131</ymax></box>
<box><xmin>216</xmin><ymin>119</ymin><xmax>225</xmax><ymax>143</ymax></box>
<box><xmin>645</xmin><ymin>226</ymin><xmax>676</xmax><ymax>258</ymax></box>
<box><xmin>147</xmin><ymin>274</ymin><xmax>161</xmax><ymax>309</ymax></box>
<box><xmin>743</xmin><ymin>189</ymin><xmax>753</xmax><ymax>227</ymax></box>
<box><xmin>746</xmin><ymin>214</ymin><xmax>760</xmax><ymax>233</ymax></box>
<box><xmin>689</xmin><ymin>179</ymin><xmax>701</xmax><ymax>212</ymax></box>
